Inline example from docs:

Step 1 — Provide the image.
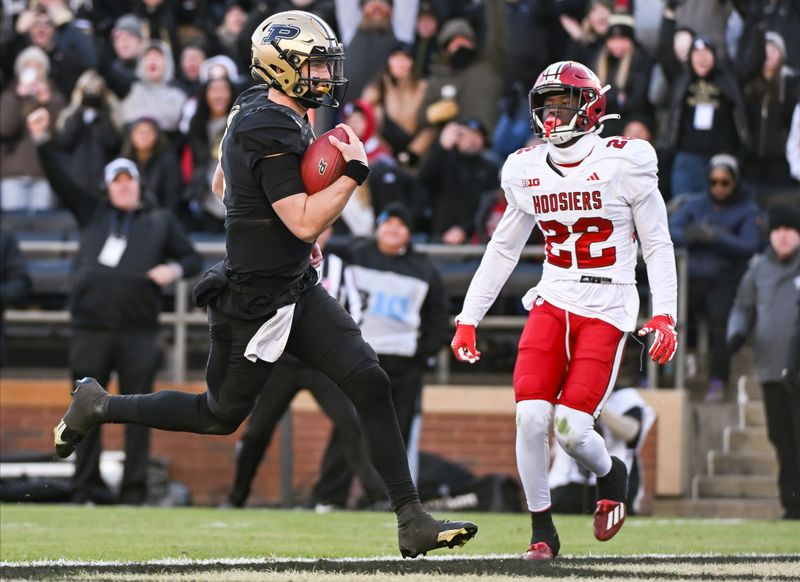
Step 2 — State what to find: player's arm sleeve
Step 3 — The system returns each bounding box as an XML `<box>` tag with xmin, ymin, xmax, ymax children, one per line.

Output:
<box><xmin>253</xmin><ymin>153</ymin><xmax>306</xmax><ymax>203</ymax></box>
<box><xmin>627</xmin><ymin>142</ymin><xmax>678</xmax><ymax>320</ymax></box>
<box><xmin>456</xmin><ymin>191</ymin><xmax>536</xmax><ymax>326</ymax></box>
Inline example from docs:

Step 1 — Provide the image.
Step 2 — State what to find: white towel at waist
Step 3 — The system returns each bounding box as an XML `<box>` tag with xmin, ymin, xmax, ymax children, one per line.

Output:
<box><xmin>244</xmin><ymin>304</ymin><xmax>295</xmax><ymax>363</ymax></box>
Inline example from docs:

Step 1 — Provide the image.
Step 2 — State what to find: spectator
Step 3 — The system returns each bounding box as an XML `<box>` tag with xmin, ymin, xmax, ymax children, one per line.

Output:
<box><xmin>175</xmin><ymin>43</ymin><xmax>206</xmax><ymax>96</ymax></box>
<box><xmin>223</xmin><ymin>226</ymin><xmax>386</xmax><ymax>509</ymax></box>
<box><xmin>742</xmin><ymin>31</ymin><xmax>800</xmax><ymax>198</ymax></box>
<box><xmin>0</xmin><ymin>46</ymin><xmax>65</xmax><ymax>213</ymax></box>
<box><xmin>664</xmin><ymin>35</ymin><xmax>755</xmax><ymax>198</ymax></box>
<box><xmin>560</xmin><ymin>0</ymin><xmax>612</xmax><ymax>67</ymax></box>
<box><xmin>132</xmin><ymin>0</ymin><xmax>179</xmax><ymax>58</ymax></box>
<box><xmin>121</xmin><ymin>40</ymin><xmax>187</xmax><ymax>137</ymax></box>
<box><xmin>312</xmin><ymin>203</ymin><xmax>449</xmax><ymax>508</ymax></box>
<box><xmin>418</xmin><ymin>0</ymin><xmax>508</xmax><ymax>132</ymax></box>
<box><xmin>184</xmin><ymin>77</ymin><xmax>236</xmax><ymax>231</ymax></box>
<box><xmin>418</xmin><ymin>118</ymin><xmax>500</xmax><ymax>244</ymax></box>
<box><xmin>120</xmin><ymin>116</ymin><xmax>182</xmax><ymax>213</ymax></box>
<box><xmin>13</xmin><ymin>4</ymin><xmax>97</xmax><ymax>98</ymax></box>
<box><xmin>501</xmin><ymin>0</ymin><xmax>551</xmax><ymax>93</ymax></box>
<box><xmin>549</xmin><ymin>387</ymin><xmax>656</xmax><ymax>516</ymax></box>
<box><xmin>671</xmin><ymin>0</ymin><xmax>736</xmax><ymax>62</ymax></box>
<box><xmin>341</xmin><ymin>0</ymin><xmax>397</xmax><ymax>102</ymax></box>
<box><xmin>27</xmin><ymin>107</ymin><xmax>202</xmax><ymax>505</ymax></box>
<box><xmin>622</xmin><ymin>113</ymin><xmax>655</xmax><ymax>142</ymax></box>
<box><xmin>56</xmin><ymin>69</ymin><xmax>124</xmax><ymax>194</ymax></box>
<box><xmin>411</xmin><ymin>0</ymin><xmax>440</xmax><ymax>78</ymax></box>
<box><xmin>669</xmin><ymin>154</ymin><xmax>761</xmax><ymax>401</ymax></box>
<box><xmin>727</xmin><ymin>205</ymin><xmax>800</xmax><ymax>520</ymax></box>
<box><xmin>98</xmin><ymin>13</ymin><xmax>144</xmax><ymax>100</ymax></box>
<box><xmin>593</xmin><ymin>11</ymin><xmax>653</xmax><ymax>138</ymax></box>
<box><xmin>210</xmin><ymin>1</ymin><xmax>248</xmax><ymax>74</ymax></box>
<box><xmin>0</xmin><ymin>228</ymin><xmax>32</xmax><ymax>367</ymax></box>
<box><xmin>788</xmin><ymin>102</ymin><xmax>800</xmax><ymax>182</ymax></box>
<box><xmin>363</xmin><ymin>41</ymin><xmax>433</xmax><ymax>169</ymax></box>
<box><xmin>339</xmin><ymin>99</ymin><xmax>427</xmax><ymax>234</ymax></box>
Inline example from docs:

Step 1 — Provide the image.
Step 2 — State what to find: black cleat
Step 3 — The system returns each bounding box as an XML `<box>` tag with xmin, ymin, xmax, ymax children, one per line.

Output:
<box><xmin>53</xmin><ymin>378</ymin><xmax>109</xmax><ymax>458</ymax></box>
<box><xmin>397</xmin><ymin>505</ymin><xmax>478</xmax><ymax>558</ymax></box>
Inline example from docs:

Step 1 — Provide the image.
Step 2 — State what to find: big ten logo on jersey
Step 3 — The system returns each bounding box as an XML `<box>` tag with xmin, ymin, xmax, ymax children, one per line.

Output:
<box><xmin>367</xmin><ymin>290</ymin><xmax>411</xmax><ymax>322</ymax></box>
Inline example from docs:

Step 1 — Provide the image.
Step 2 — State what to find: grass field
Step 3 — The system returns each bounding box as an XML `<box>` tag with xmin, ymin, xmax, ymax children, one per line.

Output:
<box><xmin>1</xmin><ymin>504</ymin><xmax>799</xmax><ymax>581</ymax></box>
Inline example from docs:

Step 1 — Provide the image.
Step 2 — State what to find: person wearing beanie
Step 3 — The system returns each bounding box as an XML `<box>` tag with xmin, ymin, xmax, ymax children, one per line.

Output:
<box><xmin>99</xmin><ymin>14</ymin><xmax>144</xmax><ymax>100</ymax></box>
<box><xmin>727</xmin><ymin>204</ymin><xmax>800</xmax><ymax>519</ymax></box>
<box><xmin>592</xmin><ymin>10</ymin><xmax>654</xmax><ymax>137</ymax></box>
<box><xmin>418</xmin><ymin>0</ymin><xmax>508</xmax><ymax>132</ymax></box>
<box><xmin>311</xmin><ymin>201</ymin><xmax>449</xmax><ymax>510</ymax></box>
<box><xmin>669</xmin><ymin>152</ymin><xmax>761</xmax><ymax>401</ymax></box>
<box><xmin>742</xmin><ymin>29</ymin><xmax>800</xmax><ymax>193</ymax></box>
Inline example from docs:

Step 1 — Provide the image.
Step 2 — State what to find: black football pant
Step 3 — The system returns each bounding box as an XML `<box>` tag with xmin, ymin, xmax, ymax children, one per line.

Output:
<box><xmin>312</xmin><ymin>361</ymin><xmax>422</xmax><ymax>507</ymax></box>
<box><xmin>762</xmin><ymin>381</ymin><xmax>800</xmax><ymax>518</ymax></box>
<box><xmin>104</xmin><ymin>285</ymin><xmax>418</xmax><ymax>509</ymax></box>
<box><xmin>70</xmin><ymin>328</ymin><xmax>160</xmax><ymax>504</ymax></box>
<box><xmin>228</xmin><ymin>353</ymin><xmax>385</xmax><ymax>507</ymax></box>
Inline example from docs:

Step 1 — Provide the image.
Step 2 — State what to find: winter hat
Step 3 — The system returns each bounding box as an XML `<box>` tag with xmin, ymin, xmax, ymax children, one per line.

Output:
<box><xmin>690</xmin><ymin>35</ymin><xmax>716</xmax><ymax>57</ymax></box>
<box><xmin>113</xmin><ymin>14</ymin><xmax>143</xmax><ymax>39</ymax></box>
<box><xmin>438</xmin><ymin>18</ymin><xmax>477</xmax><ymax>47</ymax></box>
<box><xmin>708</xmin><ymin>153</ymin><xmax>739</xmax><ymax>182</ymax></box>
<box><xmin>377</xmin><ymin>201</ymin><xmax>413</xmax><ymax>230</ymax></box>
<box><xmin>460</xmin><ymin>116</ymin><xmax>489</xmax><ymax>145</ymax></box>
<box><xmin>768</xmin><ymin>205</ymin><xmax>800</xmax><ymax>234</ymax></box>
<box><xmin>607</xmin><ymin>12</ymin><xmax>635</xmax><ymax>40</ymax></box>
<box><xmin>14</xmin><ymin>46</ymin><xmax>50</xmax><ymax>78</ymax></box>
<box><xmin>765</xmin><ymin>31</ymin><xmax>787</xmax><ymax>61</ymax></box>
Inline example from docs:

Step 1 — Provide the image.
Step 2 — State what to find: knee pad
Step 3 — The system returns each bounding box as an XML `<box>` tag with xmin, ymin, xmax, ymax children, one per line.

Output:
<box><xmin>553</xmin><ymin>405</ymin><xmax>595</xmax><ymax>455</ymax></box>
<box><xmin>515</xmin><ymin>399</ymin><xmax>554</xmax><ymax>442</ymax></box>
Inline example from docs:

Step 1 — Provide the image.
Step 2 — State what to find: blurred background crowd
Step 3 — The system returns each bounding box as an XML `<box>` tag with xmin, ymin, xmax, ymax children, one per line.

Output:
<box><xmin>0</xmin><ymin>0</ymin><xmax>799</xmax><ymax>398</ymax></box>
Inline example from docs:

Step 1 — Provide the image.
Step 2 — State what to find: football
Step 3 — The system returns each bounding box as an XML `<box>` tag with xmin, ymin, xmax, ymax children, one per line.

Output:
<box><xmin>301</xmin><ymin>127</ymin><xmax>349</xmax><ymax>195</ymax></box>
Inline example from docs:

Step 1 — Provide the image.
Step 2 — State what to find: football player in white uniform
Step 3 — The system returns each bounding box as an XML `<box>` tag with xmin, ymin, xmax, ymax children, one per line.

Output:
<box><xmin>451</xmin><ymin>61</ymin><xmax>678</xmax><ymax>560</ymax></box>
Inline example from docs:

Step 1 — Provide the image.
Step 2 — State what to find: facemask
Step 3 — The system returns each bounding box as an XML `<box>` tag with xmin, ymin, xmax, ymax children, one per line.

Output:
<box><xmin>448</xmin><ymin>46</ymin><xmax>476</xmax><ymax>70</ymax></box>
<box><xmin>82</xmin><ymin>93</ymin><xmax>103</xmax><ymax>108</ymax></box>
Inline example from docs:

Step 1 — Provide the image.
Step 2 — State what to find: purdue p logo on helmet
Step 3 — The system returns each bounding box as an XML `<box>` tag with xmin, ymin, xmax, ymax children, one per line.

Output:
<box><xmin>251</xmin><ymin>10</ymin><xmax>348</xmax><ymax>109</ymax></box>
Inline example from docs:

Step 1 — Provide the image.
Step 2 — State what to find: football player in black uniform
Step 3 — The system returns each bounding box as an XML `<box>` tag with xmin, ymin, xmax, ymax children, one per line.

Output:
<box><xmin>52</xmin><ymin>10</ymin><xmax>476</xmax><ymax>558</ymax></box>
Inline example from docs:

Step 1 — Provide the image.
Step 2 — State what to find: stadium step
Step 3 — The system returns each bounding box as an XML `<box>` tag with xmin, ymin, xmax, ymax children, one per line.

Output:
<box><xmin>707</xmin><ymin>450</ymin><xmax>778</xmax><ymax>476</ymax></box>
<box><xmin>651</xmin><ymin>497</ymin><xmax>782</xmax><ymax>520</ymax></box>
<box><xmin>723</xmin><ymin>426</ymin><xmax>771</xmax><ymax>453</ymax></box>
<box><xmin>692</xmin><ymin>475</ymin><xmax>778</xmax><ymax>499</ymax></box>
<box><xmin>743</xmin><ymin>402</ymin><xmax>766</xmax><ymax>427</ymax></box>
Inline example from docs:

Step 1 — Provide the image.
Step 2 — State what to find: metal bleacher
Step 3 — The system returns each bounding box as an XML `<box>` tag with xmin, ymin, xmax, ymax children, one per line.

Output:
<box><xmin>1</xmin><ymin>210</ymin><xmax>688</xmax><ymax>388</ymax></box>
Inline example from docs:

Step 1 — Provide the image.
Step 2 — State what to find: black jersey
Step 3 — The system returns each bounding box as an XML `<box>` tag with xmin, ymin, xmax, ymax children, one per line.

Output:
<box><xmin>220</xmin><ymin>85</ymin><xmax>316</xmax><ymax>296</ymax></box>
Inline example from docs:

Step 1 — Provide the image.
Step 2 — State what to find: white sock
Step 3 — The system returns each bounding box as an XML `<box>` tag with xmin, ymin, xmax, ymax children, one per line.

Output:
<box><xmin>515</xmin><ymin>399</ymin><xmax>554</xmax><ymax>512</ymax></box>
<box><xmin>553</xmin><ymin>404</ymin><xmax>612</xmax><ymax>477</ymax></box>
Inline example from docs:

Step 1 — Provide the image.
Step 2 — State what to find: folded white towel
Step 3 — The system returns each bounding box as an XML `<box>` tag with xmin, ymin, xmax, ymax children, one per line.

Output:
<box><xmin>244</xmin><ymin>304</ymin><xmax>296</xmax><ymax>363</ymax></box>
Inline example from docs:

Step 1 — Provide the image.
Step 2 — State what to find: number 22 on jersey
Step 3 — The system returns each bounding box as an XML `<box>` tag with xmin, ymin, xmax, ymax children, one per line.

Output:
<box><xmin>539</xmin><ymin>217</ymin><xmax>616</xmax><ymax>269</ymax></box>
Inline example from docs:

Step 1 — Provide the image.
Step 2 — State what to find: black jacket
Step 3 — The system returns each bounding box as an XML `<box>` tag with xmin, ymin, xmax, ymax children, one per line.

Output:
<box><xmin>35</xmin><ymin>140</ymin><xmax>201</xmax><ymax>330</ymax></box>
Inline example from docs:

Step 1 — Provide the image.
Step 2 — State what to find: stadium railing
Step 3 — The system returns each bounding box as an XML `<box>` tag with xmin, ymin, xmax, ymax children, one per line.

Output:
<box><xmin>6</xmin><ymin>241</ymin><xmax>688</xmax><ymax>389</ymax></box>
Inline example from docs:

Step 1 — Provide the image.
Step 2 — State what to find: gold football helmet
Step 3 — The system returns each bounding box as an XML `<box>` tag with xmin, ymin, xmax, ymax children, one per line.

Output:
<box><xmin>250</xmin><ymin>10</ymin><xmax>347</xmax><ymax>108</ymax></box>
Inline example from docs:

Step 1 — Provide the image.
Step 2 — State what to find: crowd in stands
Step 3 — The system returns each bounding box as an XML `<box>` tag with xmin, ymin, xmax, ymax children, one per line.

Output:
<box><xmin>1</xmin><ymin>0</ymin><xmax>799</xmax><ymax>399</ymax></box>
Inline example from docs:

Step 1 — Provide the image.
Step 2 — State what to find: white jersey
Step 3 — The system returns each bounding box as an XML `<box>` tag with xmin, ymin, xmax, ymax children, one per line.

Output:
<box><xmin>457</xmin><ymin>133</ymin><xmax>676</xmax><ymax>332</ymax></box>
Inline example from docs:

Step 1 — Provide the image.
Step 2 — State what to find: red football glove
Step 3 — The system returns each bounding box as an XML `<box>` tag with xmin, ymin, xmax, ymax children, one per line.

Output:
<box><xmin>637</xmin><ymin>314</ymin><xmax>678</xmax><ymax>365</ymax></box>
<box><xmin>451</xmin><ymin>322</ymin><xmax>480</xmax><ymax>364</ymax></box>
